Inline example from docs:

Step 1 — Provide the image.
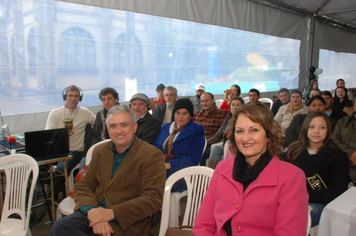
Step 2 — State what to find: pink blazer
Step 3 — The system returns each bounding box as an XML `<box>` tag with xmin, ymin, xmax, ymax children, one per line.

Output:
<box><xmin>193</xmin><ymin>157</ymin><xmax>308</xmax><ymax>236</ymax></box>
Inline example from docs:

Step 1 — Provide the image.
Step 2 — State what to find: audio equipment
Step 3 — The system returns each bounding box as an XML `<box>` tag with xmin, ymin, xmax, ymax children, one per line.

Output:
<box><xmin>62</xmin><ymin>85</ymin><xmax>83</xmax><ymax>101</ymax></box>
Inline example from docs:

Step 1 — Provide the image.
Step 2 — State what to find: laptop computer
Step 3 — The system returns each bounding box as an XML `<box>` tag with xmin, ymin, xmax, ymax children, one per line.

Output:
<box><xmin>25</xmin><ymin>128</ymin><xmax>69</xmax><ymax>162</ymax></box>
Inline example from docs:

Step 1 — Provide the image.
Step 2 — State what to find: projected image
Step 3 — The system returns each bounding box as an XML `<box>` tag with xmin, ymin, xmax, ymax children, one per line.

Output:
<box><xmin>318</xmin><ymin>49</ymin><xmax>356</xmax><ymax>90</ymax></box>
<box><xmin>0</xmin><ymin>0</ymin><xmax>300</xmax><ymax>116</ymax></box>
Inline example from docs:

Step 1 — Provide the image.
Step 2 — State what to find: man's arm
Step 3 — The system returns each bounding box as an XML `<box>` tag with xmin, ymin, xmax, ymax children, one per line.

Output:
<box><xmin>45</xmin><ymin>109</ymin><xmax>61</xmax><ymax>130</ymax></box>
<box><xmin>332</xmin><ymin>117</ymin><xmax>356</xmax><ymax>158</ymax></box>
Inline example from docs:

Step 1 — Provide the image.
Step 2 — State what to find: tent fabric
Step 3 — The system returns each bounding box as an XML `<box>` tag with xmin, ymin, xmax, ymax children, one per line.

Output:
<box><xmin>3</xmin><ymin>0</ymin><xmax>356</xmax><ymax>135</ymax></box>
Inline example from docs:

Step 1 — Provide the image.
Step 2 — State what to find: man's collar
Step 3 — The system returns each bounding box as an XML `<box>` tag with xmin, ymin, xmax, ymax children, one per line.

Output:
<box><xmin>111</xmin><ymin>137</ymin><xmax>136</xmax><ymax>154</ymax></box>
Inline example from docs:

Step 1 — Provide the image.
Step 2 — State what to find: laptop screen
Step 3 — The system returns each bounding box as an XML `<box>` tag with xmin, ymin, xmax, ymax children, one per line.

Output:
<box><xmin>25</xmin><ymin>128</ymin><xmax>69</xmax><ymax>161</ymax></box>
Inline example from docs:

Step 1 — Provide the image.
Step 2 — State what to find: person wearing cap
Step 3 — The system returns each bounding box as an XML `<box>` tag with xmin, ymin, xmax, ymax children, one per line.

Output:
<box><xmin>154</xmin><ymin>98</ymin><xmax>205</xmax><ymax>192</ymax></box>
<box><xmin>153</xmin><ymin>85</ymin><xmax>178</xmax><ymax>126</ymax></box>
<box><xmin>190</xmin><ymin>83</ymin><xmax>205</xmax><ymax>112</ymax></box>
<box><xmin>130</xmin><ymin>93</ymin><xmax>161</xmax><ymax>144</ymax></box>
<box><xmin>151</xmin><ymin>83</ymin><xmax>166</xmax><ymax>111</ymax></box>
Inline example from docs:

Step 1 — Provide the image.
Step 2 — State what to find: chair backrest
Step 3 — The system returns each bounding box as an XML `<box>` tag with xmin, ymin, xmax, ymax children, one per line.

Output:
<box><xmin>85</xmin><ymin>139</ymin><xmax>111</xmax><ymax>165</ymax></box>
<box><xmin>0</xmin><ymin>154</ymin><xmax>39</xmax><ymax>233</ymax></box>
<box><xmin>259</xmin><ymin>97</ymin><xmax>273</xmax><ymax>109</ymax></box>
<box><xmin>215</xmin><ymin>99</ymin><xmax>224</xmax><ymax>108</ymax></box>
<box><xmin>307</xmin><ymin>205</ymin><xmax>313</xmax><ymax>236</ymax></box>
<box><xmin>242</xmin><ymin>96</ymin><xmax>250</xmax><ymax>104</ymax></box>
<box><xmin>159</xmin><ymin>166</ymin><xmax>214</xmax><ymax>236</ymax></box>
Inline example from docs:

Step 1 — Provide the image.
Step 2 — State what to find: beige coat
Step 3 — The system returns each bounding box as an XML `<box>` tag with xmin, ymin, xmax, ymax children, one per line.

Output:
<box><xmin>274</xmin><ymin>103</ymin><xmax>309</xmax><ymax>130</ymax></box>
<box><xmin>74</xmin><ymin>138</ymin><xmax>166</xmax><ymax>236</ymax></box>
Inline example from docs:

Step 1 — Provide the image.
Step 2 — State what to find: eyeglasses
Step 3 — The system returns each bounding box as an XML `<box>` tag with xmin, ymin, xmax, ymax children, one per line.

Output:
<box><xmin>67</xmin><ymin>94</ymin><xmax>80</xmax><ymax>98</ymax></box>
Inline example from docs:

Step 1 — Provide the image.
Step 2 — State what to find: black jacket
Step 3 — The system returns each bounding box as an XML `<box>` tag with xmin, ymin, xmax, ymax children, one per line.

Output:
<box><xmin>291</xmin><ymin>146</ymin><xmax>349</xmax><ymax>204</ymax></box>
<box><xmin>135</xmin><ymin>112</ymin><xmax>161</xmax><ymax>144</ymax></box>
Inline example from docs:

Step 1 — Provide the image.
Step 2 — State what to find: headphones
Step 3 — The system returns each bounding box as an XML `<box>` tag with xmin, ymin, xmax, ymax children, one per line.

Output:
<box><xmin>129</xmin><ymin>93</ymin><xmax>151</xmax><ymax>110</ymax></box>
<box><xmin>62</xmin><ymin>85</ymin><xmax>83</xmax><ymax>101</ymax></box>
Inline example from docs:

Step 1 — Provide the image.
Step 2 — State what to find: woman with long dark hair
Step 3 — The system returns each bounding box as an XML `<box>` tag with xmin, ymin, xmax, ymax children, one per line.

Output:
<box><xmin>287</xmin><ymin>111</ymin><xmax>349</xmax><ymax>227</ymax></box>
<box><xmin>193</xmin><ymin>103</ymin><xmax>308</xmax><ymax>236</ymax></box>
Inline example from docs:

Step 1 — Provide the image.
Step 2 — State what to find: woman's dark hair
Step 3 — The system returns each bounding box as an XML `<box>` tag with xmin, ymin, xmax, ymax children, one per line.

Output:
<box><xmin>308</xmin><ymin>95</ymin><xmax>325</xmax><ymax>106</ymax></box>
<box><xmin>228</xmin><ymin>103</ymin><xmax>283</xmax><ymax>157</ymax></box>
<box><xmin>287</xmin><ymin>111</ymin><xmax>334</xmax><ymax>161</ymax></box>
<box><xmin>333</xmin><ymin>86</ymin><xmax>352</xmax><ymax>110</ymax></box>
<box><xmin>290</xmin><ymin>90</ymin><xmax>303</xmax><ymax>98</ymax></box>
<box><xmin>308</xmin><ymin>79</ymin><xmax>318</xmax><ymax>92</ymax></box>
<box><xmin>228</xmin><ymin>97</ymin><xmax>245</xmax><ymax>118</ymax></box>
<box><xmin>231</xmin><ymin>84</ymin><xmax>241</xmax><ymax>97</ymax></box>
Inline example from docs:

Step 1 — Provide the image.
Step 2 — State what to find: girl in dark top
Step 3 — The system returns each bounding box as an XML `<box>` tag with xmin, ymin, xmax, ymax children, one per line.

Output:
<box><xmin>287</xmin><ymin>111</ymin><xmax>349</xmax><ymax>227</ymax></box>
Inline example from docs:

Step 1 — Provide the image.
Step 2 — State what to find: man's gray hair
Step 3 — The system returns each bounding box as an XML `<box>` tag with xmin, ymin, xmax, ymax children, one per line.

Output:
<box><xmin>164</xmin><ymin>86</ymin><xmax>178</xmax><ymax>96</ymax></box>
<box><xmin>106</xmin><ymin>105</ymin><xmax>136</xmax><ymax>126</ymax></box>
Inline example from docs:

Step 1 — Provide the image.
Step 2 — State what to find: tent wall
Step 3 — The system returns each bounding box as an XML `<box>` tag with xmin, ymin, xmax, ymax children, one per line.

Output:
<box><xmin>3</xmin><ymin>0</ymin><xmax>356</xmax><ymax>135</ymax></box>
<box><xmin>60</xmin><ymin>0</ymin><xmax>309</xmax><ymax>89</ymax></box>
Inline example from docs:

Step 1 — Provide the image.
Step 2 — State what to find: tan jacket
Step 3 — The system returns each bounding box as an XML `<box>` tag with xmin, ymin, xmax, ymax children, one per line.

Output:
<box><xmin>74</xmin><ymin>138</ymin><xmax>166</xmax><ymax>236</ymax></box>
<box><xmin>274</xmin><ymin>103</ymin><xmax>309</xmax><ymax>130</ymax></box>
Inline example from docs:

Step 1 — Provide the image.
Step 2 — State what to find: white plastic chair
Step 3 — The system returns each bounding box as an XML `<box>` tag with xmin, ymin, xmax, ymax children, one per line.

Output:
<box><xmin>242</xmin><ymin>96</ymin><xmax>250</xmax><ymax>104</ymax></box>
<box><xmin>56</xmin><ymin>139</ymin><xmax>111</xmax><ymax>219</ymax></box>
<box><xmin>259</xmin><ymin>97</ymin><xmax>273</xmax><ymax>109</ymax></box>
<box><xmin>0</xmin><ymin>154</ymin><xmax>39</xmax><ymax>236</ymax></box>
<box><xmin>159</xmin><ymin>166</ymin><xmax>214</xmax><ymax>236</ymax></box>
<box><xmin>307</xmin><ymin>205</ymin><xmax>313</xmax><ymax>236</ymax></box>
<box><xmin>215</xmin><ymin>99</ymin><xmax>224</xmax><ymax>108</ymax></box>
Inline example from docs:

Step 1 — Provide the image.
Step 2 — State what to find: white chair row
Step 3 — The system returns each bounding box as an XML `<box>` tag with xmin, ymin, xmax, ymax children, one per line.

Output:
<box><xmin>0</xmin><ymin>154</ymin><xmax>39</xmax><ymax>236</ymax></box>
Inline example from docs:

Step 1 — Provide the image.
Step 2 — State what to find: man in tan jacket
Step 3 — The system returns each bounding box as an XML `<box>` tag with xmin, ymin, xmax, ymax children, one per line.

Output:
<box><xmin>50</xmin><ymin>105</ymin><xmax>166</xmax><ymax>236</ymax></box>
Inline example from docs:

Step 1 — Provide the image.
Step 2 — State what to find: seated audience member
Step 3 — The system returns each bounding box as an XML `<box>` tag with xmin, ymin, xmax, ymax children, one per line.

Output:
<box><xmin>332</xmin><ymin>101</ymin><xmax>356</xmax><ymax>183</ymax></box>
<box><xmin>287</xmin><ymin>111</ymin><xmax>349</xmax><ymax>227</ymax></box>
<box><xmin>320</xmin><ymin>90</ymin><xmax>347</xmax><ymax>121</ymax></box>
<box><xmin>304</xmin><ymin>79</ymin><xmax>319</xmax><ymax>99</ymax></box>
<box><xmin>92</xmin><ymin>87</ymin><xmax>119</xmax><ymax>144</ymax></box>
<box><xmin>219</xmin><ymin>88</ymin><xmax>237</xmax><ymax>111</ymax></box>
<box><xmin>193</xmin><ymin>103</ymin><xmax>308</xmax><ymax>236</ymax></box>
<box><xmin>189</xmin><ymin>83</ymin><xmax>205</xmax><ymax>112</ymax></box>
<box><xmin>153</xmin><ymin>86</ymin><xmax>178</xmax><ymax>126</ymax></box>
<box><xmin>207</xmin><ymin>97</ymin><xmax>244</xmax><ymax>168</ymax></box>
<box><xmin>150</xmin><ymin>83</ymin><xmax>166</xmax><ymax>111</ymax></box>
<box><xmin>130</xmin><ymin>93</ymin><xmax>161</xmax><ymax>144</ymax></box>
<box><xmin>248</xmin><ymin>88</ymin><xmax>260</xmax><ymax>103</ymax></box>
<box><xmin>305</xmin><ymin>88</ymin><xmax>321</xmax><ymax>104</ymax></box>
<box><xmin>274</xmin><ymin>90</ymin><xmax>309</xmax><ymax>135</ymax></box>
<box><xmin>154</xmin><ymin>99</ymin><xmax>205</xmax><ymax>191</ymax></box>
<box><xmin>333</xmin><ymin>86</ymin><xmax>353</xmax><ymax>115</ymax></box>
<box><xmin>285</xmin><ymin>96</ymin><xmax>331</xmax><ymax>147</ymax></box>
<box><xmin>330</xmin><ymin>78</ymin><xmax>354</xmax><ymax>101</ymax></box>
<box><xmin>272</xmin><ymin>88</ymin><xmax>290</xmax><ymax>116</ymax></box>
<box><xmin>49</xmin><ymin>105</ymin><xmax>166</xmax><ymax>236</ymax></box>
<box><xmin>193</xmin><ymin>92</ymin><xmax>228</xmax><ymax>165</ymax></box>
<box><xmin>230</xmin><ymin>84</ymin><xmax>241</xmax><ymax>97</ymax></box>
<box><xmin>46</xmin><ymin>85</ymin><xmax>96</xmax><ymax>199</ymax></box>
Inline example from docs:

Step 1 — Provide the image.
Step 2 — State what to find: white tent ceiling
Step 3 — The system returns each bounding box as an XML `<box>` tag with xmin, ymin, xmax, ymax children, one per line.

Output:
<box><xmin>249</xmin><ymin>0</ymin><xmax>356</xmax><ymax>32</ymax></box>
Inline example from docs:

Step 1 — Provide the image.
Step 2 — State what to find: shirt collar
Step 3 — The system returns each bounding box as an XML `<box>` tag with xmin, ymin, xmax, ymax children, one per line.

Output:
<box><xmin>110</xmin><ymin>137</ymin><xmax>136</xmax><ymax>154</ymax></box>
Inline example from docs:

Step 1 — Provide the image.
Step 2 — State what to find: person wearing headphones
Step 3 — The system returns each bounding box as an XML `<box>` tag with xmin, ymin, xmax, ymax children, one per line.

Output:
<box><xmin>130</xmin><ymin>93</ymin><xmax>161</xmax><ymax>144</ymax></box>
<box><xmin>45</xmin><ymin>85</ymin><xmax>95</xmax><ymax>200</ymax></box>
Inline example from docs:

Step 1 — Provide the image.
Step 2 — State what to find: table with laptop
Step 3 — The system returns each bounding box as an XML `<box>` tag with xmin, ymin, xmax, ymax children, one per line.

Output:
<box><xmin>0</xmin><ymin>128</ymin><xmax>72</xmax><ymax>222</ymax></box>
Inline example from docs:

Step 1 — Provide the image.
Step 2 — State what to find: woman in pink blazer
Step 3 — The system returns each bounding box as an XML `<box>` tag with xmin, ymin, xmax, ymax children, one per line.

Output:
<box><xmin>193</xmin><ymin>103</ymin><xmax>308</xmax><ymax>236</ymax></box>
